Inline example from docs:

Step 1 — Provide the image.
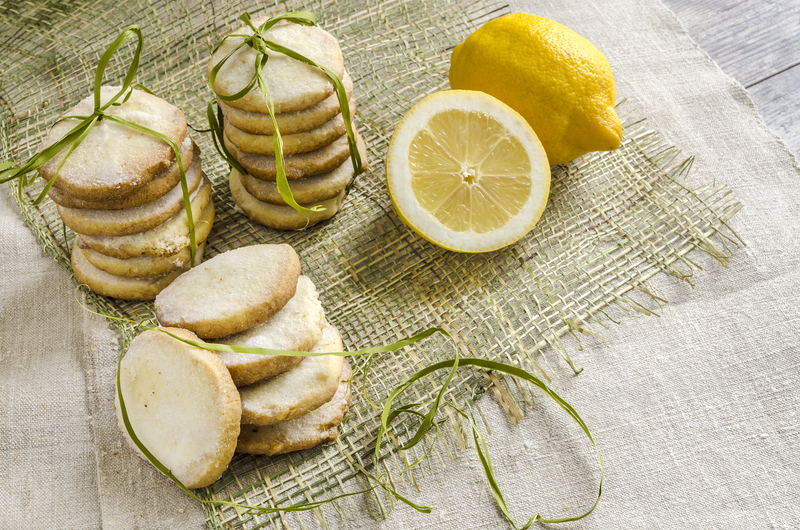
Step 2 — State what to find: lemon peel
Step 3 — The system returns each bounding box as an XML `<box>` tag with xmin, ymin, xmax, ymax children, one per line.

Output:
<box><xmin>449</xmin><ymin>13</ymin><xmax>622</xmax><ymax>166</ymax></box>
<box><xmin>386</xmin><ymin>90</ymin><xmax>550</xmax><ymax>253</ymax></box>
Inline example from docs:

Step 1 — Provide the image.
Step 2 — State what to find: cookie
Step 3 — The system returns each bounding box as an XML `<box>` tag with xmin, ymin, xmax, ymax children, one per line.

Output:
<box><xmin>241</xmin><ymin>132</ymin><xmax>366</xmax><ymax>205</ymax></box>
<box><xmin>209</xmin><ymin>19</ymin><xmax>344</xmax><ymax>114</ymax></box>
<box><xmin>155</xmin><ymin>243</ymin><xmax>301</xmax><ymax>341</ymax></box>
<box><xmin>219</xmin><ymin>71</ymin><xmax>354</xmax><ymax>135</ymax></box>
<box><xmin>72</xmin><ymin>240</ymin><xmax>204</xmax><ymax>300</ymax></box>
<box><xmin>115</xmin><ymin>328</ymin><xmax>241</xmax><ymax>489</ymax></box>
<box><xmin>80</xmin><ymin>178</ymin><xmax>213</xmax><ymax>259</ymax></box>
<box><xmin>223</xmin><ymin>101</ymin><xmax>354</xmax><ymax>156</ymax></box>
<box><xmin>76</xmin><ymin>236</ymin><xmax>208</xmax><ymax>278</ymax></box>
<box><xmin>239</xmin><ymin>322</ymin><xmax>344</xmax><ymax>425</ymax></box>
<box><xmin>39</xmin><ymin>86</ymin><xmax>187</xmax><ymax>201</ymax></box>
<box><xmin>57</xmin><ymin>151</ymin><xmax>202</xmax><ymax>236</ymax></box>
<box><xmin>237</xmin><ymin>360</ymin><xmax>351</xmax><ymax>456</ymax></box>
<box><xmin>230</xmin><ymin>167</ymin><xmax>345</xmax><ymax>230</ymax></box>
<box><xmin>226</xmin><ymin>129</ymin><xmax>355</xmax><ymax>180</ymax></box>
<box><xmin>216</xmin><ymin>275</ymin><xmax>324</xmax><ymax>387</ymax></box>
<box><xmin>48</xmin><ymin>137</ymin><xmax>197</xmax><ymax>210</ymax></box>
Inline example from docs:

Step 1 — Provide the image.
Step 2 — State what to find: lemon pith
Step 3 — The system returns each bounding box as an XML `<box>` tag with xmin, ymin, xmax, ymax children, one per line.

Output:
<box><xmin>449</xmin><ymin>13</ymin><xmax>622</xmax><ymax>166</ymax></box>
<box><xmin>386</xmin><ymin>90</ymin><xmax>550</xmax><ymax>253</ymax></box>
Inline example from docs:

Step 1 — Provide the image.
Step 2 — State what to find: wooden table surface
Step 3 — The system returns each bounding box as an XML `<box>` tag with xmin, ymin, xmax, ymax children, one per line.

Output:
<box><xmin>663</xmin><ymin>0</ymin><xmax>800</xmax><ymax>156</ymax></box>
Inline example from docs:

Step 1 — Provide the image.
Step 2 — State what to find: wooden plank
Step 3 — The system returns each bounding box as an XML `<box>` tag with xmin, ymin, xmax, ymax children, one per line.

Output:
<box><xmin>661</xmin><ymin>0</ymin><xmax>800</xmax><ymax>87</ymax></box>
<box><xmin>663</xmin><ymin>0</ymin><xmax>800</xmax><ymax>158</ymax></box>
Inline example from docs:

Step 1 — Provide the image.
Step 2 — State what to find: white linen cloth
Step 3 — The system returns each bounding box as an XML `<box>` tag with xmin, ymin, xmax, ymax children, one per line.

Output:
<box><xmin>1</xmin><ymin>0</ymin><xmax>798</xmax><ymax>528</ymax></box>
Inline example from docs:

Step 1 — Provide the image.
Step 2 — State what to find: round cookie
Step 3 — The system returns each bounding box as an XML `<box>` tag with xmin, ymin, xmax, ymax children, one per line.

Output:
<box><xmin>216</xmin><ymin>275</ymin><xmax>324</xmax><ymax>387</ymax></box>
<box><xmin>219</xmin><ymin>71</ymin><xmax>353</xmax><ymax>135</ymax></box>
<box><xmin>116</xmin><ymin>328</ymin><xmax>241</xmax><ymax>489</ymax></box>
<box><xmin>224</xmin><ymin>101</ymin><xmax>355</xmax><ymax>156</ymax></box>
<box><xmin>80</xmin><ymin>179</ymin><xmax>214</xmax><ymax>259</ymax></box>
<box><xmin>57</xmin><ymin>152</ymin><xmax>202</xmax><ymax>236</ymax></box>
<box><xmin>39</xmin><ymin>86</ymin><xmax>188</xmax><ymax>201</ymax></box>
<box><xmin>155</xmin><ymin>244</ymin><xmax>301</xmax><ymax>341</ymax></box>
<box><xmin>237</xmin><ymin>360</ymin><xmax>351</xmax><ymax>456</ymax></box>
<box><xmin>226</xmin><ymin>129</ymin><xmax>356</xmax><ymax>180</ymax></box>
<box><xmin>72</xmin><ymin>240</ymin><xmax>204</xmax><ymax>301</ymax></box>
<box><xmin>239</xmin><ymin>322</ymin><xmax>345</xmax><ymax>425</ymax></box>
<box><xmin>242</xmin><ymin>132</ymin><xmax>367</xmax><ymax>205</ymax></box>
<box><xmin>76</xmin><ymin>236</ymin><xmax>208</xmax><ymax>278</ymax></box>
<box><xmin>209</xmin><ymin>19</ymin><xmax>344</xmax><ymax>114</ymax></box>
<box><xmin>230</xmin><ymin>167</ymin><xmax>346</xmax><ymax>230</ymax></box>
<box><xmin>48</xmin><ymin>137</ymin><xmax>197</xmax><ymax>210</ymax></box>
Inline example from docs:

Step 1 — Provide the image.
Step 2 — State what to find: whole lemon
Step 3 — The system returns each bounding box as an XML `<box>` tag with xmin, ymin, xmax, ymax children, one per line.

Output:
<box><xmin>449</xmin><ymin>14</ymin><xmax>622</xmax><ymax>166</ymax></box>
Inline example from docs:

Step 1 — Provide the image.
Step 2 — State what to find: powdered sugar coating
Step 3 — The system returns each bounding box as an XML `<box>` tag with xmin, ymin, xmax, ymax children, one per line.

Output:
<box><xmin>155</xmin><ymin>244</ymin><xmax>301</xmax><ymax>340</ymax></box>
<box><xmin>209</xmin><ymin>20</ymin><xmax>344</xmax><ymax>114</ymax></box>
<box><xmin>115</xmin><ymin>328</ymin><xmax>241</xmax><ymax>489</ymax></box>
<box><xmin>239</xmin><ymin>322</ymin><xmax>344</xmax><ymax>425</ymax></box>
<box><xmin>57</xmin><ymin>151</ymin><xmax>202</xmax><ymax>236</ymax></box>
<box><xmin>80</xmin><ymin>176</ymin><xmax>213</xmax><ymax>258</ymax></box>
<box><xmin>39</xmin><ymin>86</ymin><xmax>187</xmax><ymax>200</ymax></box>
<box><xmin>216</xmin><ymin>275</ymin><xmax>324</xmax><ymax>386</ymax></box>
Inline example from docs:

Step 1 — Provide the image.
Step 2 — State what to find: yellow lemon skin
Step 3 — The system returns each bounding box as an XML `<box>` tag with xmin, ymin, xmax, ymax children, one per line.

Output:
<box><xmin>449</xmin><ymin>13</ymin><xmax>622</xmax><ymax>166</ymax></box>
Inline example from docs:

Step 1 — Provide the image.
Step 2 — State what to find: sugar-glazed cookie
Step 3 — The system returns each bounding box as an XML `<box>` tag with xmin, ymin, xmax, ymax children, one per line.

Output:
<box><xmin>223</xmin><ymin>102</ymin><xmax>354</xmax><ymax>156</ymax></box>
<box><xmin>230</xmin><ymin>167</ymin><xmax>345</xmax><ymax>230</ymax></box>
<box><xmin>209</xmin><ymin>19</ymin><xmax>344</xmax><ymax>114</ymax></box>
<box><xmin>237</xmin><ymin>360</ymin><xmax>351</xmax><ymax>456</ymax></box>
<box><xmin>155</xmin><ymin>244</ymin><xmax>301</xmax><ymax>340</ymax></box>
<box><xmin>216</xmin><ymin>275</ymin><xmax>324</xmax><ymax>387</ymax></box>
<box><xmin>116</xmin><ymin>328</ymin><xmax>241</xmax><ymax>489</ymax></box>
<box><xmin>57</xmin><ymin>151</ymin><xmax>202</xmax><ymax>236</ymax></box>
<box><xmin>239</xmin><ymin>322</ymin><xmax>345</xmax><ymax>425</ymax></box>
<box><xmin>48</xmin><ymin>137</ymin><xmax>196</xmax><ymax>210</ymax></box>
<box><xmin>219</xmin><ymin>71</ymin><xmax>354</xmax><ymax>135</ymax></box>
<box><xmin>226</xmin><ymin>129</ymin><xmax>356</xmax><ymax>180</ymax></box>
<box><xmin>76</xmin><ymin>236</ymin><xmax>208</xmax><ymax>278</ymax></box>
<box><xmin>80</xmin><ymin>179</ymin><xmax>213</xmax><ymax>259</ymax></box>
<box><xmin>241</xmin><ymin>132</ymin><xmax>366</xmax><ymax>205</ymax></box>
<box><xmin>72</xmin><ymin>240</ymin><xmax>204</xmax><ymax>301</ymax></box>
<box><xmin>39</xmin><ymin>86</ymin><xmax>187</xmax><ymax>201</ymax></box>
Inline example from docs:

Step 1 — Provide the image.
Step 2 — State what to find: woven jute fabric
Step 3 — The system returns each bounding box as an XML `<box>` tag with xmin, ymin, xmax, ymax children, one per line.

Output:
<box><xmin>2</xmin><ymin>0</ymin><xmax>799</xmax><ymax>528</ymax></box>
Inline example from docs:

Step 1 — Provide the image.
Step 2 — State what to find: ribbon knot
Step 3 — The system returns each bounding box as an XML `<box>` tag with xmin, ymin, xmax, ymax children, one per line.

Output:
<box><xmin>206</xmin><ymin>11</ymin><xmax>362</xmax><ymax>217</ymax></box>
<box><xmin>1</xmin><ymin>25</ymin><xmax>197</xmax><ymax>264</ymax></box>
<box><xmin>244</xmin><ymin>33</ymin><xmax>269</xmax><ymax>55</ymax></box>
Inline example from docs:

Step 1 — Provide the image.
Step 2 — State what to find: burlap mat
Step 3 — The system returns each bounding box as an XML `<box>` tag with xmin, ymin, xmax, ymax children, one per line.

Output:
<box><xmin>2</xmin><ymin>0</ymin><xmax>799</xmax><ymax>528</ymax></box>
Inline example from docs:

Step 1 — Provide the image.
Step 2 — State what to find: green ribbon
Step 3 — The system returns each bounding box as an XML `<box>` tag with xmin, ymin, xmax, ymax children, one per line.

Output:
<box><xmin>0</xmin><ymin>26</ymin><xmax>197</xmax><ymax>263</ymax></box>
<box><xmin>207</xmin><ymin>11</ymin><xmax>363</xmax><ymax>216</ymax></box>
<box><xmin>105</xmin><ymin>309</ymin><xmax>603</xmax><ymax>525</ymax></box>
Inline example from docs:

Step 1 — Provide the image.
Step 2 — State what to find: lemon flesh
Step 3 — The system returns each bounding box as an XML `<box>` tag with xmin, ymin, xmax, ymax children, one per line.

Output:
<box><xmin>387</xmin><ymin>90</ymin><xmax>550</xmax><ymax>253</ymax></box>
<box><xmin>449</xmin><ymin>14</ymin><xmax>622</xmax><ymax>166</ymax></box>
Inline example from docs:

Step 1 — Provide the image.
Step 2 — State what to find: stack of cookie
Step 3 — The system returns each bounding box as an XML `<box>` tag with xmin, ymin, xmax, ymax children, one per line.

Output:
<box><xmin>39</xmin><ymin>87</ymin><xmax>215</xmax><ymax>301</ymax></box>
<box><xmin>150</xmin><ymin>244</ymin><xmax>351</xmax><ymax>457</ymax></box>
<box><xmin>209</xmin><ymin>18</ymin><xmax>367</xmax><ymax>230</ymax></box>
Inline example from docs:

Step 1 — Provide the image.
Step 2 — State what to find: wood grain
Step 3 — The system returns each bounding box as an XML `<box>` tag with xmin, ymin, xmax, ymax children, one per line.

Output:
<box><xmin>663</xmin><ymin>0</ymin><xmax>800</xmax><ymax>155</ymax></box>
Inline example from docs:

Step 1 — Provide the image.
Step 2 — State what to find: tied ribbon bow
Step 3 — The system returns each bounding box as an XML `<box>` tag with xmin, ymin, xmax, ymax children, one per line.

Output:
<box><xmin>206</xmin><ymin>11</ymin><xmax>363</xmax><ymax>215</ymax></box>
<box><xmin>0</xmin><ymin>26</ymin><xmax>197</xmax><ymax>263</ymax></box>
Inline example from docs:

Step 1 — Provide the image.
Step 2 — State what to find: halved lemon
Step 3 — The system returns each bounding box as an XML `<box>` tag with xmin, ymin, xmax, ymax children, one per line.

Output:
<box><xmin>386</xmin><ymin>90</ymin><xmax>550</xmax><ymax>253</ymax></box>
